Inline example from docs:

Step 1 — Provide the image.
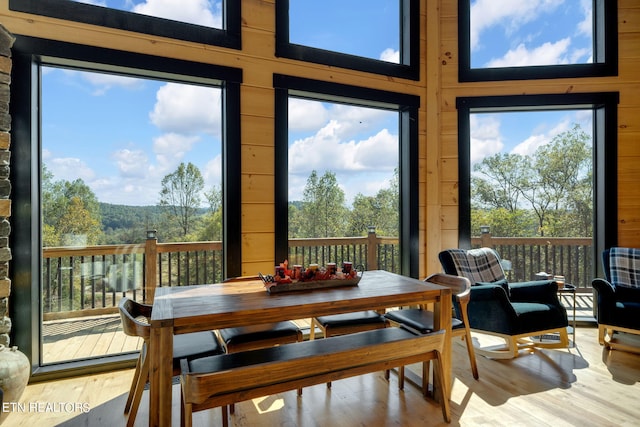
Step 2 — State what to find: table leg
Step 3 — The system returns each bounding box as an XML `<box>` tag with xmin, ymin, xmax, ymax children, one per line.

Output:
<box><xmin>149</xmin><ymin>324</ymin><xmax>174</xmax><ymax>427</ymax></box>
<box><xmin>572</xmin><ymin>291</ymin><xmax>577</xmax><ymax>346</ymax></box>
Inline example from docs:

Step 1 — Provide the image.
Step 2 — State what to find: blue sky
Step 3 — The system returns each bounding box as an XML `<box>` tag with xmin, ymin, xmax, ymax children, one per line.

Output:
<box><xmin>470</xmin><ymin>0</ymin><xmax>592</xmax><ymax>68</ymax></box>
<box><xmin>48</xmin><ymin>0</ymin><xmax>593</xmax><ymax>207</ymax></box>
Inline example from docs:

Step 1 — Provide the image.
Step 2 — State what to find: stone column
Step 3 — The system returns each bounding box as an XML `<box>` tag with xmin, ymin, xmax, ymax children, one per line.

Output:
<box><xmin>0</xmin><ymin>25</ymin><xmax>15</xmax><ymax>347</ymax></box>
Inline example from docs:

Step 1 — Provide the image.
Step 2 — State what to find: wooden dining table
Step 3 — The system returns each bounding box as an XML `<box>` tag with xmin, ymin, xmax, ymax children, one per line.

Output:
<box><xmin>148</xmin><ymin>269</ymin><xmax>452</xmax><ymax>427</ymax></box>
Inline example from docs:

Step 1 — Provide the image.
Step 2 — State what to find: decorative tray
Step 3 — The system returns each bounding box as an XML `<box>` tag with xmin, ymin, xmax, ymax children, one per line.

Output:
<box><xmin>260</xmin><ymin>273</ymin><xmax>361</xmax><ymax>294</ymax></box>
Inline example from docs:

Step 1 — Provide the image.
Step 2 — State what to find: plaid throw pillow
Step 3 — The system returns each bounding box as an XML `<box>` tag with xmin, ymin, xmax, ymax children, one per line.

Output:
<box><xmin>609</xmin><ymin>247</ymin><xmax>640</xmax><ymax>288</ymax></box>
<box><xmin>448</xmin><ymin>248</ymin><xmax>506</xmax><ymax>286</ymax></box>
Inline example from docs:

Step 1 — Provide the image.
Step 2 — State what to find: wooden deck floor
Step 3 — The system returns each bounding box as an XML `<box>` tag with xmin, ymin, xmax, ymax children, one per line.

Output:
<box><xmin>41</xmin><ymin>293</ymin><xmax>596</xmax><ymax>364</ymax></box>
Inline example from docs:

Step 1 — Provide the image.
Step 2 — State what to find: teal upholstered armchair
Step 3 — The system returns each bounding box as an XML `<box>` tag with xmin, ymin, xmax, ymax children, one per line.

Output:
<box><xmin>592</xmin><ymin>247</ymin><xmax>640</xmax><ymax>353</ymax></box>
<box><xmin>438</xmin><ymin>247</ymin><xmax>569</xmax><ymax>358</ymax></box>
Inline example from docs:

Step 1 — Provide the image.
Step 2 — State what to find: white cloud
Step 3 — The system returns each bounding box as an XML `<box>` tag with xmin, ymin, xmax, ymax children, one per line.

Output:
<box><xmin>380</xmin><ymin>48</ymin><xmax>400</xmax><ymax>64</ymax></box>
<box><xmin>132</xmin><ymin>0</ymin><xmax>222</xmax><ymax>28</ymax></box>
<box><xmin>511</xmin><ymin>116</ymin><xmax>575</xmax><ymax>156</ymax></box>
<box><xmin>289</xmin><ymin>98</ymin><xmax>329</xmax><ymax>132</ymax></box>
<box><xmin>470</xmin><ymin>0</ymin><xmax>564</xmax><ymax>51</ymax></box>
<box><xmin>484</xmin><ymin>38</ymin><xmax>571</xmax><ymax>67</ymax></box>
<box><xmin>289</xmin><ymin>121</ymin><xmax>396</xmax><ymax>175</ymax></box>
<box><xmin>511</xmin><ymin>134</ymin><xmax>548</xmax><ymax>156</ymax></box>
<box><xmin>576</xmin><ymin>0</ymin><xmax>593</xmax><ymax>37</ymax></box>
<box><xmin>470</xmin><ymin>115</ymin><xmax>503</xmax><ymax>165</ymax></box>
<box><xmin>64</xmin><ymin>70</ymin><xmax>144</xmax><ymax>96</ymax></box>
<box><xmin>202</xmin><ymin>154</ymin><xmax>222</xmax><ymax>188</ymax></box>
<box><xmin>152</xmin><ymin>132</ymin><xmax>201</xmax><ymax>170</ymax></box>
<box><xmin>113</xmin><ymin>148</ymin><xmax>149</xmax><ymax>179</ymax></box>
<box><xmin>48</xmin><ymin>157</ymin><xmax>96</xmax><ymax>182</ymax></box>
<box><xmin>72</xmin><ymin>0</ymin><xmax>107</xmax><ymax>5</ymax></box>
<box><xmin>326</xmin><ymin>104</ymin><xmax>392</xmax><ymax>140</ymax></box>
<box><xmin>149</xmin><ymin>83</ymin><xmax>222</xmax><ymax>137</ymax></box>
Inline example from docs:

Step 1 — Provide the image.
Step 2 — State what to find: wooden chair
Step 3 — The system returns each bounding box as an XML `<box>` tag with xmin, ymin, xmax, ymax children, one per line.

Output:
<box><xmin>385</xmin><ymin>273</ymin><xmax>478</xmax><ymax>394</ymax></box>
<box><xmin>118</xmin><ymin>297</ymin><xmax>224</xmax><ymax>427</ymax></box>
<box><xmin>216</xmin><ymin>276</ymin><xmax>303</xmax><ymax>417</ymax></box>
<box><xmin>310</xmin><ymin>311</ymin><xmax>389</xmax><ymax>387</ymax></box>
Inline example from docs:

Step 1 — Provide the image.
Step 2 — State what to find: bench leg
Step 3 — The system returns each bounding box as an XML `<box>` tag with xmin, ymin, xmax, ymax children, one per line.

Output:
<box><xmin>398</xmin><ymin>366</ymin><xmax>405</xmax><ymax>390</ymax></box>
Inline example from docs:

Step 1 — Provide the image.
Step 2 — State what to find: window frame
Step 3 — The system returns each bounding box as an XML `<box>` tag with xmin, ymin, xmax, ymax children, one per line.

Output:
<box><xmin>456</xmin><ymin>92</ymin><xmax>619</xmax><ymax>279</ymax></box>
<box><xmin>273</xmin><ymin>74</ymin><xmax>420</xmax><ymax>278</ymax></box>
<box><xmin>9</xmin><ymin>0</ymin><xmax>241</xmax><ymax>49</ymax></box>
<box><xmin>458</xmin><ymin>0</ymin><xmax>618</xmax><ymax>82</ymax></box>
<box><xmin>275</xmin><ymin>0</ymin><xmax>420</xmax><ymax>81</ymax></box>
<box><xmin>10</xmin><ymin>36</ymin><xmax>243</xmax><ymax>379</ymax></box>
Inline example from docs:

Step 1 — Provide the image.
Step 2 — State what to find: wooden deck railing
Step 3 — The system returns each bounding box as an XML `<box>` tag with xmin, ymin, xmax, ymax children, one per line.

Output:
<box><xmin>41</xmin><ymin>231</ymin><xmax>593</xmax><ymax>319</ymax></box>
<box><xmin>471</xmin><ymin>233</ymin><xmax>593</xmax><ymax>291</ymax></box>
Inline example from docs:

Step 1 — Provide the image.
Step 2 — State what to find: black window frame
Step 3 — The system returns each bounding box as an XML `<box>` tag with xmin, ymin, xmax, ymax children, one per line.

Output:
<box><xmin>10</xmin><ymin>36</ymin><xmax>242</xmax><ymax>379</ymax></box>
<box><xmin>276</xmin><ymin>0</ymin><xmax>420</xmax><ymax>81</ymax></box>
<box><xmin>458</xmin><ymin>0</ymin><xmax>618</xmax><ymax>82</ymax></box>
<box><xmin>456</xmin><ymin>92</ymin><xmax>619</xmax><ymax>279</ymax></box>
<box><xmin>273</xmin><ymin>74</ymin><xmax>420</xmax><ymax>278</ymax></box>
<box><xmin>9</xmin><ymin>0</ymin><xmax>241</xmax><ymax>49</ymax></box>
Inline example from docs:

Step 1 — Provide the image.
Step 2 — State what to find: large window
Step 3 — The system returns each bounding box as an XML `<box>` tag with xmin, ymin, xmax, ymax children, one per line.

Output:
<box><xmin>458</xmin><ymin>0</ymin><xmax>617</xmax><ymax>81</ymax></box>
<box><xmin>276</xmin><ymin>0</ymin><xmax>420</xmax><ymax>80</ymax></box>
<box><xmin>11</xmin><ymin>37</ymin><xmax>241</xmax><ymax>377</ymax></box>
<box><xmin>9</xmin><ymin>0</ymin><xmax>241</xmax><ymax>48</ymax></box>
<box><xmin>274</xmin><ymin>75</ymin><xmax>419</xmax><ymax>277</ymax></box>
<box><xmin>457</xmin><ymin>93</ymin><xmax>619</xmax><ymax>283</ymax></box>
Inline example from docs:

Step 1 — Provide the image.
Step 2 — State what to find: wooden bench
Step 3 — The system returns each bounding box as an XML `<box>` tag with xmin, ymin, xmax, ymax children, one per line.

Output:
<box><xmin>180</xmin><ymin>327</ymin><xmax>450</xmax><ymax>426</ymax></box>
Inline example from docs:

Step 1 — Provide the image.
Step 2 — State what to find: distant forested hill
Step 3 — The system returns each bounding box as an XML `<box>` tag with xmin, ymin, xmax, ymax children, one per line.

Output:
<box><xmin>99</xmin><ymin>203</ymin><xmax>164</xmax><ymax>244</ymax></box>
<box><xmin>99</xmin><ymin>203</ymin><xmax>210</xmax><ymax>244</ymax></box>
<box><xmin>100</xmin><ymin>203</ymin><xmax>163</xmax><ymax>229</ymax></box>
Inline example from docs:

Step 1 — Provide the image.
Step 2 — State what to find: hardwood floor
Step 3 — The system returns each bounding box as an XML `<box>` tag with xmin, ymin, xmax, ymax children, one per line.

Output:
<box><xmin>40</xmin><ymin>293</ymin><xmax>594</xmax><ymax>364</ymax></box>
<box><xmin>13</xmin><ymin>326</ymin><xmax>640</xmax><ymax>427</ymax></box>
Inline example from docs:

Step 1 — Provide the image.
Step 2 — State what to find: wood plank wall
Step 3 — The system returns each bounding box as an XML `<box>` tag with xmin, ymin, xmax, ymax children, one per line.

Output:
<box><xmin>0</xmin><ymin>0</ymin><xmax>638</xmax><ymax>279</ymax></box>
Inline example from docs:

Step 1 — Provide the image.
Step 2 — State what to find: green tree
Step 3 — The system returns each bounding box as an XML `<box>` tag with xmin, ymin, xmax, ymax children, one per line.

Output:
<box><xmin>159</xmin><ymin>162</ymin><xmax>204</xmax><ymax>238</ymax></box>
<box><xmin>472</xmin><ymin>153</ymin><xmax>528</xmax><ymax>212</ymax></box>
<box><xmin>471</xmin><ymin>124</ymin><xmax>592</xmax><ymax>238</ymax></box>
<box><xmin>57</xmin><ymin>197</ymin><xmax>102</xmax><ymax>245</ymax></box>
<box><xmin>41</xmin><ymin>170</ymin><xmax>103</xmax><ymax>246</ymax></box>
<box><xmin>196</xmin><ymin>185</ymin><xmax>223</xmax><ymax>241</ymax></box>
<box><xmin>527</xmin><ymin>124</ymin><xmax>592</xmax><ymax>236</ymax></box>
<box><xmin>347</xmin><ymin>169</ymin><xmax>399</xmax><ymax>237</ymax></box>
<box><xmin>299</xmin><ymin>170</ymin><xmax>348</xmax><ymax>237</ymax></box>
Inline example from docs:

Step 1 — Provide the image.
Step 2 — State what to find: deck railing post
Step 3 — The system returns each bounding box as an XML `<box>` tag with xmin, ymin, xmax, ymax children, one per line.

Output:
<box><xmin>480</xmin><ymin>226</ymin><xmax>492</xmax><ymax>248</ymax></box>
<box><xmin>367</xmin><ymin>227</ymin><xmax>379</xmax><ymax>270</ymax></box>
<box><xmin>145</xmin><ymin>230</ymin><xmax>158</xmax><ymax>304</ymax></box>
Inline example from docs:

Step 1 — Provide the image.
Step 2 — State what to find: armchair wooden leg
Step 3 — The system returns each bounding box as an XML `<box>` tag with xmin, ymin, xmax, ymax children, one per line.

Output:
<box><xmin>398</xmin><ymin>366</ymin><xmax>405</xmax><ymax>390</ymax></box>
<box><xmin>598</xmin><ymin>325</ymin><xmax>606</xmax><ymax>345</ymax></box>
